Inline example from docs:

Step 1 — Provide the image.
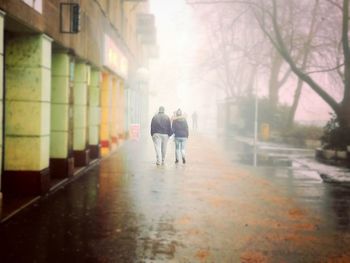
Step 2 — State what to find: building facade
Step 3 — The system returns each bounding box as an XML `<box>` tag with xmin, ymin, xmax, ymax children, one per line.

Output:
<box><xmin>0</xmin><ymin>0</ymin><xmax>157</xmax><ymax>218</ymax></box>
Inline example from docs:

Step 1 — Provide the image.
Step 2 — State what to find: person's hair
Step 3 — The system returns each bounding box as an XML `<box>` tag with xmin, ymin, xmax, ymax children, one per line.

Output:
<box><xmin>159</xmin><ymin>106</ymin><xmax>165</xmax><ymax>113</ymax></box>
<box><xmin>176</xmin><ymin>108</ymin><xmax>182</xmax><ymax>116</ymax></box>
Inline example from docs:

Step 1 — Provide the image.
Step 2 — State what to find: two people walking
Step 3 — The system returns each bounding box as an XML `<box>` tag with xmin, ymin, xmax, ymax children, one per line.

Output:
<box><xmin>150</xmin><ymin>106</ymin><xmax>189</xmax><ymax>165</ymax></box>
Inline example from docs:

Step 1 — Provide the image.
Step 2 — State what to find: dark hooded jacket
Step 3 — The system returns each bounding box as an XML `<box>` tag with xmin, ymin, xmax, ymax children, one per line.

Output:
<box><xmin>151</xmin><ymin>113</ymin><xmax>173</xmax><ymax>136</ymax></box>
<box><xmin>172</xmin><ymin>117</ymin><xmax>189</xmax><ymax>138</ymax></box>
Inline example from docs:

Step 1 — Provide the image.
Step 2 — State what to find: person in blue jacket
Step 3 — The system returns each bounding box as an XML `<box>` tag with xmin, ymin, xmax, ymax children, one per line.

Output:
<box><xmin>150</xmin><ymin>106</ymin><xmax>173</xmax><ymax>165</ymax></box>
<box><xmin>172</xmin><ymin>108</ymin><xmax>189</xmax><ymax>164</ymax></box>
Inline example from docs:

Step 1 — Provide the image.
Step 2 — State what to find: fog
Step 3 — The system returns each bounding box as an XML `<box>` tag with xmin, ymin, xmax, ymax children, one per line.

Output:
<box><xmin>149</xmin><ymin>0</ymin><xmax>217</xmax><ymax>134</ymax></box>
<box><xmin>148</xmin><ymin>0</ymin><xmax>340</xmax><ymax>136</ymax></box>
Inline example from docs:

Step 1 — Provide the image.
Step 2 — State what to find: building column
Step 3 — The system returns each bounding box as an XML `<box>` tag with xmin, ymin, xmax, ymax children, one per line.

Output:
<box><xmin>3</xmin><ymin>34</ymin><xmax>52</xmax><ymax>196</ymax></box>
<box><xmin>88</xmin><ymin>69</ymin><xmax>101</xmax><ymax>159</ymax></box>
<box><xmin>110</xmin><ymin>77</ymin><xmax>118</xmax><ymax>150</ymax></box>
<box><xmin>117</xmin><ymin>79</ymin><xmax>126</xmax><ymax>141</ymax></box>
<box><xmin>0</xmin><ymin>11</ymin><xmax>5</xmax><ymax>214</ymax></box>
<box><xmin>50</xmin><ymin>53</ymin><xmax>74</xmax><ymax>178</ymax></box>
<box><xmin>73</xmin><ymin>62</ymin><xmax>90</xmax><ymax>167</ymax></box>
<box><xmin>100</xmin><ymin>73</ymin><xmax>111</xmax><ymax>157</ymax></box>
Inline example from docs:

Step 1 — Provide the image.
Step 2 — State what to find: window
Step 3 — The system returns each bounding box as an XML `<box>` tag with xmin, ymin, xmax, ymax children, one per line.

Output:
<box><xmin>21</xmin><ymin>0</ymin><xmax>42</xmax><ymax>14</ymax></box>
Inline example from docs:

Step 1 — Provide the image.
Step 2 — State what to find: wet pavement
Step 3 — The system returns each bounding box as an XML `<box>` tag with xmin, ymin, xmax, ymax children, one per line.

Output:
<box><xmin>0</xmin><ymin>134</ymin><xmax>350</xmax><ymax>262</ymax></box>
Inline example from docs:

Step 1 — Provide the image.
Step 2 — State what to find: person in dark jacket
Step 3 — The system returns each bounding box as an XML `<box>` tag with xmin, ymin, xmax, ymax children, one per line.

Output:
<box><xmin>172</xmin><ymin>108</ymin><xmax>189</xmax><ymax>164</ymax></box>
<box><xmin>150</xmin><ymin>106</ymin><xmax>173</xmax><ymax>165</ymax></box>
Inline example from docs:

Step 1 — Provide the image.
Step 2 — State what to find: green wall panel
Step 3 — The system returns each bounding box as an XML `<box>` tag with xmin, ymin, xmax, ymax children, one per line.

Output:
<box><xmin>0</xmin><ymin>102</ymin><xmax>2</xmax><ymax>145</ymax></box>
<box><xmin>73</xmin><ymin>83</ymin><xmax>87</xmax><ymax>105</ymax></box>
<box><xmin>89</xmin><ymin>87</ymin><xmax>100</xmax><ymax>106</ymax></box>
<box><xmin>51</xmin><ymin>104</ymin><xmax>69</xmax><ymax>131</ymax></box>
<box><xmin>50</xmin><ymin>132</ymin><xmax>68</xmax><ymax>158</ymax></box>
<box><xmin>89</xmin><ymin>126</ymin><xmax>99</xmax><ymax>145</ymax></box>
<box><xmin>51</xmin><ymin>76</ymin><xmax>69</xmax><ymax>104</ymax></box>
<box><xmin>89</xmin><ymin>107</ymin><xmax>100</xmax><ymax>126</ymax></box>
<box><xmin>73</xmin><ymin>128</ymin><xmax>86</xmax><ymax>150</ymax></box>
<box><xmin>41</xmin><ymin>36</ymin><xmax>52</xmax><ymax>69</ymax></box>
<box><xmin>74</xmin><ymin>105</ymin><xmax>87</xmax><ymax>129</ymax></box>
<box><xmin>50</xmin><ymin>53</ymin><xmax>70</xmax><ymax>160</ymax></box>
<box><xmin>52</xmin><ymin>54</ymin><xmax>69</xmax><ymax>76</ymax></box>
<box><xmin>74</xmin><ymin>63</ymin><xmax>88</xmax><ymax>82</ymax></box>
<box><xmin>90</xmin><ymin>70</ymin><xmax>101</xmax><ymax>86</ymax></box>
<box><xmin>72</xmin><ymin>63</ymin><xmax>89</xmax><ymax>151</ymax></box>
<box><xmin>0</xmin><ymin>13</ymin><xmax>3</xmax><ymax>192</ymax></box>
<box><xmin>0</xmin><ymin>58</ymin><xmax>3</xmax><ymax>100</ymax></box>
<box><xmin>0</xmin><ymin>13</ymin><xmax>3</xmax><ymax>54</ymax></box>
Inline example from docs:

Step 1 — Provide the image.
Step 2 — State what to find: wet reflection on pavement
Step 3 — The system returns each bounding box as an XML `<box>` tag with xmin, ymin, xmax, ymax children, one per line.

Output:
<box><xmin>0</xmin><ymin>135</ymin><xmax>349</xmax><ymax>262</ymax></box>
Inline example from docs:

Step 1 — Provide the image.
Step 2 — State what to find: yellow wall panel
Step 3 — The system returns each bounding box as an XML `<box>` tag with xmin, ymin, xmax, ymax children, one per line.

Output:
<box><xmin>6</xmin><ymin>101</ymin><xmax>50</xmax><ymax>136</ymax></box>
<box><xmin>6</xmin><ymin>35</ymin><xmax>51</xmax><ymax>68</ymax></box>
<box><xmin>6</xmin><ymin>67</ymin><xmax>51</xmax><ymax>102</ymax></box>
<box><xmin>100</xmin><ymin>123</ymin><xmax>109</xmax><ymax>140</ymax></box>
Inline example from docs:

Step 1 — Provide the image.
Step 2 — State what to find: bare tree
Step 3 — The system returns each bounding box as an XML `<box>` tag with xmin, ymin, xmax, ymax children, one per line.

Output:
<box><xmin>194</xmin><ymin>4</ymin><xmax>264</xmax><ymax>99</ymax></box>
<box><xmin>187</xmin><ymin>0</ymin><xmax>350</xmax><ymax>131</ymax></box>
<box><xmin>189</xmin><ymin>0</ymin><xmax>293</xmax><ymax>112</ymax></box>
<box><xmin>253</xmin><ymin>0</ymin><xmax>348</xmax><ymax>128</ymax></box>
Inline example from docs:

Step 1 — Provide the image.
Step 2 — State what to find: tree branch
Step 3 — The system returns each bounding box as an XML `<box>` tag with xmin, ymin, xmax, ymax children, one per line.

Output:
<box><xmin>270</xmin><ymin>0</ymin><xmax>340</xmax><ymax>113</ymax></box>
<box><xmin>306</xmin><ymin>63</ymin><xmax>345</xmax><ymax>74</ymax></box>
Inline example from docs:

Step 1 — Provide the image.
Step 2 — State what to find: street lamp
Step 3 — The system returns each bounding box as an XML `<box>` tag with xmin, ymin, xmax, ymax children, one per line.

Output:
<box><xmin>136</xmin><ymin>67</ymin><xmax>149</xmax><ymax>129</ymax></box>
<box><xmin>253</xmin><ymin>74</ymin><xmax>258</xmax><ymax>167</ymax></box>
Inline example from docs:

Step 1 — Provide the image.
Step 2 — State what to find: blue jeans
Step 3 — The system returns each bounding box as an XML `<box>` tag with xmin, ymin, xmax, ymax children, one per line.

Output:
<box><xmin>175</xmin><ymin>137</ymin><xmax>187</xmax><ymax>161</ymax></box>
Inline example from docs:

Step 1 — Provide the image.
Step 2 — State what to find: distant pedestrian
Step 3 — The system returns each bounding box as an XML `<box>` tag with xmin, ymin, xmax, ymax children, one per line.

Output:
<box><xmin>191</xmin><ymin>111</ymin><xmax>198</xmax><ymax>130</ymax></box>
<box><xmin>172</xmin><ymin>109</ymin><xmax>189</xmax><ymax>164</ymax></box>
<box><xmin>150</xmin><ymin>106</ymin><xmax>173</xmax><ymax>165</ymax></box>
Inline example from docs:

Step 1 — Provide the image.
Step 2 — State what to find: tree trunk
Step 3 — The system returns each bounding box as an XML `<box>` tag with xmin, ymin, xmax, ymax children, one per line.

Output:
<box><xmin>268</xmin><ymin>51</ymin><xmax>283</xmax><ymax>108</ymax></box>
<box><xmin>287</xmin><ymin>79</ymin><xmax>303</xmax><ymax>129</ymax></box>
<box><xmin>339</xmin><ymin>92</ymin><xmax>350</xmax><ymax>130</ymax></box>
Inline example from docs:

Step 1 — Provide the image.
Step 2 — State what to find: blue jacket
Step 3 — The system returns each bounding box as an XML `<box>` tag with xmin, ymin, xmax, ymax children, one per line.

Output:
<box><xmin>151</xmin><ymin>113</ymin><xmax>173</xmax><ymax>136</ymax></box>
<box><xmin>172</xmin><ymin>117</ymin><xmax>189</xmax><ymax>138</ymax></box>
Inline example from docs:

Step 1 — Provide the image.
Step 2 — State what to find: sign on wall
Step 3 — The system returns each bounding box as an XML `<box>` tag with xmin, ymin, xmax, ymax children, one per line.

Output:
<box><xmin>137</xmin><ymin>14</ymin><xmax>156</xmax><ymax>45</ymax></box>
<box><xmin>130</xmin><ymin>124</ymin><xmax>140</xmax><ymax>141</ymax></box>
<box><xmin>103</xmin><ymin>34</ymin><xmax>128</xmax><ymax>79</ymax></box>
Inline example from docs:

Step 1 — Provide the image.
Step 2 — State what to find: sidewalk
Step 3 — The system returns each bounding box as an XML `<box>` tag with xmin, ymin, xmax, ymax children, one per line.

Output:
<box><xmin>0</xmin><ymin>158</ymin><xmax>100</xmax><ymax>223</ymax></box>
<box><xmin>0</xmin><ymin>134</ymin><xmax>349</xmax><ymax>262</ymax></box>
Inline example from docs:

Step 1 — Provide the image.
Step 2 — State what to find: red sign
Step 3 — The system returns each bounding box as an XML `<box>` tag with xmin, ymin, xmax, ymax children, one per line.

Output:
<box><xmin>103</xmin><ymin>34</ymin><xmax>128</xmax><ymax>78</ymax></box>
<box><xmin>130</xmin><ymin>124</ymin><xmax>140</xmax><ymax>141</ymax></box>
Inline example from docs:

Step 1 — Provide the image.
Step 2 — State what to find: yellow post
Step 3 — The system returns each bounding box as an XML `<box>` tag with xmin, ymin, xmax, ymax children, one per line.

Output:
<box><xmin>261</xmin><ymin>123</ymin><xmax>270</xmax><ymax>141</ymax></box>
<box><xmin>100</xmin><ymin>73</ymin><xmax>111</xmax><ymax>156</ymax></box>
